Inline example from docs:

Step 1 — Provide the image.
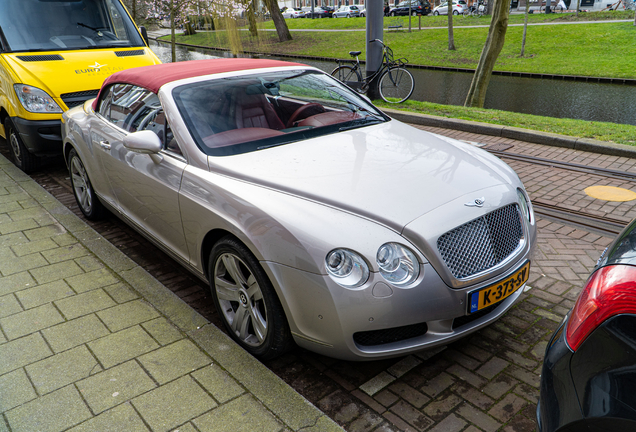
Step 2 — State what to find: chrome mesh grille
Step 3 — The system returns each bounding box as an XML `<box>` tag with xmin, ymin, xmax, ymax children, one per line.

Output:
<box><xmin>437</xmin><ymin>204</ymin><xmax>523</xmax><ymax>279</ymax></box>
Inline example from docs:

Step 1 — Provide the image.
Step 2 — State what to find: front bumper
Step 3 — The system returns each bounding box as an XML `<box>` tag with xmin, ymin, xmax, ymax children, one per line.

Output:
<box><xmin>265</xmin><ymin>250</ymin><xmax>532</xmax><ymax>361</ymax></box>
<box><xmin>11</xmin><ymin>117</ymin><xmax>62</xmax><ymax>157</ymax></box>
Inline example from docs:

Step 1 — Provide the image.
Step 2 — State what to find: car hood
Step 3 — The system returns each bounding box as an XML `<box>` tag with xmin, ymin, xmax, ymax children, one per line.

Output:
<box><xmin>207</xmin><ymin>120</ymin><xmax>518</xmax><ymax>232</ymax></box>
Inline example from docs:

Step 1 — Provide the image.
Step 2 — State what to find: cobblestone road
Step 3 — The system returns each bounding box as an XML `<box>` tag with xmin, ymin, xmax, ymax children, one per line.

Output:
<box><xmin>5</xmin><ymin>123</ymin><xmax>632</xmax><ymax>431</ymax></box>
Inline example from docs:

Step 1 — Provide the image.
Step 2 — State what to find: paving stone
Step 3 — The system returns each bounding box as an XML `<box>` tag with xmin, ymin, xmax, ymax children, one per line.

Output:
<box><xmin>194</xmin><ymin>393</ymin><xmax>281</xmax><ymax>432</ymax></box>
<box><xmin>382</xmin><ymin>411</ymin><xmax>418</xmax><ymax>432</ymax></box>
<box><xmin>334</xmin><ymin>402</ymin><xmax>360</xmax><ymax>423</ymax></box>
<box><xmin>42</xmin><ymin>314</ymin><xmax>110</xmax><ymax>353</ymax></box>
<box><xmin>347</xmin><ymin>410</ymin><xmax>384</xmax><ymax>432</ymax></box>
<box><xmin>133</xmin><ymin>375</ymin><xmax>217</xmax><ymax>432</ymax></box>
<box><xmin>427</xmin><ymin>414</ymin><xmax>467</xmax><ymax>432</ymax></box>
<box><xmin>0</xmin><ymin>303</ymin><xmax>64</xmax><ymax>340</ymax></box>
<box><xmin>23</xmin><ymin>224</ymin><xmax>66</xmax><ymax>241</ymax></box>
<box><xmin>456</xmin><ymin>402</ymin><xmax>501</xmax><ymax>432</ymax></box>
<box><xmin>11</xmin><ymin>238</ymin><xmax>58</xmax><ymax>257</ymax></box>
<box><xmin>0</xmin><ymin>271</ymin><xmax>36</xmax><ymax>296</ymax></box>
<box><xmin>104</xmin><ymin>283</ymin><xmax>139</xmax><ymax>303</ymax></box>
<box><xmin>352</xmin><ymin>389</ymin><xmax>386</xmax><ymax>414</ymax></box>
<box><xmin>0</xmin><ymin>251</ymin><xmax>48</xmax><ymax>276</ymax></box>
<box><xmin>50</xmin><ymin>233</ymin><xmax>77</xmax><ymax>248</ymax></box>
<box><xmin>30</xmin><ymin>260</ymin><xmax>84</xmax><ymax>285</ymax></box>
<box><xmin>423</xmin><ymin>391</ymin><xmax>463</xmax><ymax>421</ymax></box>
<box><xmin>141</xmin><ymin>317</ymin><xmax>183</xmax><ymax>346</ymax></box>
<box><xmin>387</xmin><ymin>356</ymin><xmax>422</xmax><ymax>378</ymax></box>
<box><xmin>26</xmin><ymin>345</ymin><xmax>101</xmax><ymax>395</ymax></box>
<box><xmin>41</xmin><ymin>244</ymin><xmax>89</xmax><ymax>265</ymax></box>
<box><xmin>138</xmin><ymin>339</ymin><xmax>211</xmax><ymax>384</ymax></box>
<box><xmin>420</xmin><ymin>371</ymin><xmax>455</xmax><ymax>397</ymax></box>
<box><xmin>54</xmin><ymin>289</ymin><xmax>116</xmax><ymax>320</ymax></box>
<box><xmin>387</xmin><ymin>382</ymin><xmax>429</xmax><ymax>408</ymax></box>
<box><xmin>5</xmin><ymin>385</ymin><xmax>91</xmax><ymax>432</ymax></box>
<box><xmin>446</xmin><ymin>364</ymin><xmax>487</xmax><ymax>389</ymax></box>
<box><xmin>507</xmin><ymin>366</ymin><xmax>540</xmax><ymax>389</ymax></box>
<box><xmin>192</xmin><ymin>364</ymin><xmax>245</xmax><ymax>404</ymax></box>
<box><xmin>0</xmin><ymin>369</ymin><xmax>37</xmax><ymax>412</ymax></box>
<box><xmin>0</xmin><ymin>218</ymin><xmax>39</xmax><ymax>235</ymax></box>
<box><xmin>0</xmin><ymin>293</ymin><xmax>22</xmax><ymax>318</ymax></box>
<box><xmin>482</xmin><ymin>374</ymin><xmax>520</xmax><ymax>399</ymax></box>
<box><xmin>76</xmin><ymin>360</ymin><xmax>156</xmax><ymax>414</ymax></box>
<box><xmin>451</xmin><ymin>381</ymin><xmax>494</xmax><ymax>410</ymax></box>
<box><xmin>97</xmin><ymin>299</ymin><xmax>160</xmax><ymax>332</ymax></box>
<box><xmin>359</xmin><ymin>372</ymin><xmax>396</xmax><ymax>396</ymax></box>
<box><xmin>488</xmin><ymin>393</ymin><xmax>528</xmax><ymax>422</ymax></box>
<box><xmin>374</xmin><ymin>389</ymin><xmax>400</xmax><ymax>408</ymax></box>
<box><xmin>74</xmin><ymin>255</ymin><xmax>105</xmax><ymax>272</ymax></box>
<box><xmin>476</xmin><ymin>357</ymin><xmax>509</xmax><ymax>380</ymax></box>
<box><xmin>66</xmin><ymin>402</ymin><xmax>150</xmax><ymax>432</ymax></box>
<box><xmin>89</xmin><ymin>326</ymin><xmax>159</xmax><ymax>369</ymax></box>
<box><xmin>65</xmin><ymin>268</ymin><xmax>119</xmax><ymax>293</ymax></box>
<box><xmin>16</xmin><ymin>280</ymin><xmax>75</xmax><ymax>309</ymax></box>
<box><xmin>389</xmin><ymin>400</ymin><xmax>433</xmax><ymax>431</ymax></box>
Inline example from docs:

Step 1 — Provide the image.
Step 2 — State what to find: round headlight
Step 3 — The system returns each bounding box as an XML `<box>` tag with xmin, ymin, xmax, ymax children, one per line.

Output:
<box><xmin>517</xmin><ymin>188</ymin><xmax>532</xmax><ymax>222</ymax></box>
<box><xmin>325</xmin><ymin>248</ymin><xmax>369</xmax><ymax>288</ymax></box>
<box><xmin>376</xmin><ymin>243</ymin><xmax>420</xmax><ymax>286</ymax></box>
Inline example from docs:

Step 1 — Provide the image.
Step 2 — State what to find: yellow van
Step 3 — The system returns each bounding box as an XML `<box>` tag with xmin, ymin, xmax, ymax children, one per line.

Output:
<box><xmin>0</xmin><ymin>0</ymin><xmax>161</xmax><ymax>172</ymax></box>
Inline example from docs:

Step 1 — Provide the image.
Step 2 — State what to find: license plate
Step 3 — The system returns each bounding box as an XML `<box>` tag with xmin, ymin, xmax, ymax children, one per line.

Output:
<box><xmin>468</xmin><ymin>261</ymin><xmax>530</xmax><ymax>314</ymax></box>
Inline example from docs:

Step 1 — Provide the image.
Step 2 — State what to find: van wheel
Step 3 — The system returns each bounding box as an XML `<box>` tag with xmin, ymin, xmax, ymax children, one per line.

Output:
<box><xmin>209</xmin><ymin>236</ymin><xmax>293</xmax><ymax>360</ymax></box>
<box><xmin>4</xmin><ymin>118</ymin><xmax>40</xmax><ymax>173</ymax></box>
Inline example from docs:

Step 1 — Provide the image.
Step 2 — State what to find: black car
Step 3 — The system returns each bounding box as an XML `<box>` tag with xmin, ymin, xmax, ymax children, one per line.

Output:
<box><xmin>537</xmin><ymin>219</ymin><xmax>636</xmax><ymax>432</ymax></box>
<box><xmin>389</xmin><ymin>0</ymin><xmax>431</xmax><ymax>16</ymax></box>
<box><xmin>305</xmin><ymin>6</ymin><xmax>332</xmax><ymax>17</ymax></box>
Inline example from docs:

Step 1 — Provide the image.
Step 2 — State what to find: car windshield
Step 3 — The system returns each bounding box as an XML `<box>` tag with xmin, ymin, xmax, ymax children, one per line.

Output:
<box><xmin>172</xmin><ymin>69</ymin><xmax>388</xmax><ymax>157</ymax></box>
<box><xmin>0</xmin><ymin>0</ymin><xmax>145</xmax><ymax>52</ymax></box>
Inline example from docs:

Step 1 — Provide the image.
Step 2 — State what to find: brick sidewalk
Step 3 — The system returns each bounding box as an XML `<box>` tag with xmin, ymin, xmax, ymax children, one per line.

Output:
<box><xmin>0</xmin><ymin>154</ymin><xmax>342</xmax><ymax>432</ymax></box>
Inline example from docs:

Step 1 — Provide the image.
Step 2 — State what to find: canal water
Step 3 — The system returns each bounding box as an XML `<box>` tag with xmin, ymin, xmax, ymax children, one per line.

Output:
<box><xmin>149</xmin><ymin>40</ymin><xmax>636</xmax><ymax>126</ymax></box>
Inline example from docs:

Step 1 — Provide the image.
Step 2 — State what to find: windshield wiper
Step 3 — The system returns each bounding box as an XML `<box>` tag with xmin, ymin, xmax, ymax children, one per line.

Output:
<box><xmin>0</xmin><ymin>26</ymin><xmax>9</xmax><ymax>52</ymax></box>
<box><xmin>338</xmin><ymin>116</ymin><xmax>383</xmax><ymax>132</ymax></box>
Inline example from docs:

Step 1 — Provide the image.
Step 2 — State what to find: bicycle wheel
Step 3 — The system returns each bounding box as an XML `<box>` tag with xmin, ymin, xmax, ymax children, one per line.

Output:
<box><xmin>331</xmin><ymin>65</ymin><xmax>362</xmax><ymax>86</ymax></box>
<box><xmin>378</xmin><ymin>67</ymin><xmax>414</xmax><ymax>103</ymax></box>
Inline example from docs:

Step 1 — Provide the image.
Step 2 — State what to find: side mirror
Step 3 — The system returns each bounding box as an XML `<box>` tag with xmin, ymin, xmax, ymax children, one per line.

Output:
<box><xmin>139</xmin><ymin>25</ymin><xmax>149</xmax><ymax>46</ymax></box>
<box><xmin>123</xmin><ymin>131</ymin><xmax>162</xmax><ymax>154</ymax></box>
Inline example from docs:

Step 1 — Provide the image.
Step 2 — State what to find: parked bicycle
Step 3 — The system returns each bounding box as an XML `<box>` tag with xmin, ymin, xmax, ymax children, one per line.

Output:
<box><xmin>331</xmin><ymin>39</ymin><xmax>415</xmax><ymax>104</ymax></box>
<box><xmin>463</xmin><ymin>2</ymin><xmax>485</xmax><ymax>16</ymax></box>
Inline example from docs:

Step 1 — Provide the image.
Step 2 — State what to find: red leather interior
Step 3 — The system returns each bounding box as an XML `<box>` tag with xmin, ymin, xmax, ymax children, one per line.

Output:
<box><xmin>202</xmin><ymin>128</ymin><xmax>285</xmax><ymax>148</ymax></box>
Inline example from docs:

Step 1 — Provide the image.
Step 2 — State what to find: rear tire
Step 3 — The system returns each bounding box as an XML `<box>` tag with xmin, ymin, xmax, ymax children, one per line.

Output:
<box><xmin>390</xmin><ymin>11</ymin><xmax>396</xmax><ymax>16</ymax></box>
<box><xmin>209</xmin><ymin>237</ymin><xmax>293</xmax><ymax>360</ymax></box>
<box><xmin>4</xmin><ymin>118</ymin><xmax>40</xmax><ymax>173</ymax></box>
<box><xmin>379</xmin><ymin>67</ymin><xmax>414</xmax><ymax>103</ymax></box>
<box><xmin>68</xmin><ymin>148</ymin><xmax>105</xmax><ymax>220</ymax></box>
<box><xmin>453</xmin><ymin>9</ymin><xmax>459</xmax><ymax>14</ymax></box>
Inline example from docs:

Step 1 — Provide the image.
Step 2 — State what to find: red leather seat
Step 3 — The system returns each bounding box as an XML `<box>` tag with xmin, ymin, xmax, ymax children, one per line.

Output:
<box><xmin>234</xmin><ymin>92</ymin><xmax>285</xmax><ymax>130</ymax></box>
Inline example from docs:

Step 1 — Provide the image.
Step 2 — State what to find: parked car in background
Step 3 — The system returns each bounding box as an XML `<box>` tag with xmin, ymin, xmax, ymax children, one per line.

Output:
<box><xmin>282</xmin><ymin>7</ymin><xmax>305</xmax><ymax>17</ymax></box>
<box><xmin>359</xmin><ymin>5</ymin><xmax>367</xmax><ymax>16</ymax></box>
<box><xmin>432</xmin><ymin>0</ymin><xmax>468</xmax><ymax>14</ymax></box>
<box><xmin>538</xmin><ymin>218</ymin><xmax>636</xmax><ymax>431</ymax></box>
<box><xmin>333</xmin><ymin>5</ymin><xmax>361</xmax><ymax>17</ymax></box>
<box><xmin>389</xmin><ymin>0</ymin><xmax>432</xmax><ymax>16</ymax></box>
<box><xmin>63</xmin><ymin>58</ymin><xmax>536</xmax><ymax>361</ymax></box>
<box><xmin>305</xmin><ymin>6</ymin><xmax>333</xmax><ymax>17</ymax></box>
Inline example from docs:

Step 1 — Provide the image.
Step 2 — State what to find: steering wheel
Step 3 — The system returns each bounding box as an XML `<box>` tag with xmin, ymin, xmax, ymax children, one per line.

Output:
<box><xmin>286</xmin><ymin>103</ymin><xmax>326</xmax><ymax>128</ymax></box>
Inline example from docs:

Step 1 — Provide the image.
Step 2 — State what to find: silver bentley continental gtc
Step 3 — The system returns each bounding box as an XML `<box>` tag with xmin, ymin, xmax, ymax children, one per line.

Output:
<box><xmin>62</xmin><ymin>59</ymin><xmax>536</xmax><ymax>360</ymax></box>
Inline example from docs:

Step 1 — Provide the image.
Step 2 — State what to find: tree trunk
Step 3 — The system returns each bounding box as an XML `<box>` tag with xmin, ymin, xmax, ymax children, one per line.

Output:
<box><xmin>170</xmin><ymin>1</ymin><xmax>176</xmax><ymax>63</ymax></box>
<box><xmin>131</xmin><ymin>0</ymin><xmax>137</xmax><ymax>21</ymax></box>
<box><xmin>464</xmin><ymin>0</ymin><xmax>509</xmax><ymax>107</ymax></box>
<box><xmin>576</xmin><ymin>0</ymin><xmax>580</xmax><ymax>16</ymax></box>
<box><xmin>520</xmin><ymin>0</ymin><xmax>530</xmax><ymax>56</ymax></box>
<box><xmin>247</xmin><ymin>0</ymin><xmax>259</xmax><ymax>37</ymax></box>
<box><xmin>264</xmin><ymin>0</ymin><xmax>292</xmax><ymax>41</ymax></box>
<box><xmin>184</xmin><ymin>16</ymin><xmax>196</xmax><ymax>35</ymax></box>
<box><xmin>447</xmin><ymin>7</ymin><xmax>455</xmax><ymax>50</ymax></box>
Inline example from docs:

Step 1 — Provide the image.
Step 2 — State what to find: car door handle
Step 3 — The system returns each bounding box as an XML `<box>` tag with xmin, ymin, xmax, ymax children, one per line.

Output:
<box><xmin>99</xmin><ymin>140</ymin><xmax>111</xmax><ymax>150</ymax></box>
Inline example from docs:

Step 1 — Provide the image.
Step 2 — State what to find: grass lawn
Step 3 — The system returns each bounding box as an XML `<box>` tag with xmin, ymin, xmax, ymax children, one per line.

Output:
<box><xmin>375</xmin><ymin>99</ymin><xmax>636</xmax><ymax>146</ymax></box>
<box><xmin>167</xmin><ymin>12</ymin><xmax>636</xmax><ymax>78</ymax></box>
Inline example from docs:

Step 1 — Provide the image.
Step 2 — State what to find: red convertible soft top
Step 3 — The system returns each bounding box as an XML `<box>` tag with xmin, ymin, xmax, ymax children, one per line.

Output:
<box><xmin>92</xmin><ymin>58</ymin><xmax>306</xmax><ymax>111</ymax></box>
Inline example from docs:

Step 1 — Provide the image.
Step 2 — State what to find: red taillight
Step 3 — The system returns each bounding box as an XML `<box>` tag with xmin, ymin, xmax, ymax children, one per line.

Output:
<box><xmin>566</xmin><ymin>265</ymin><xmax>636</xmax><ymax>351</ymax></box>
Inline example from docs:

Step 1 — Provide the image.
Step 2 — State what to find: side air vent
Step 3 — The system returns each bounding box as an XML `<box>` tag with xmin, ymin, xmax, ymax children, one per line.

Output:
<box><xmin>17</xmin><ymin>55</ymin><xmax>64</xmax><ymax>62</ymax></box>
<box><xmin>115</xmin><ymin>49</ymin><xmax>145</xmax><ymax>57</ymax></box>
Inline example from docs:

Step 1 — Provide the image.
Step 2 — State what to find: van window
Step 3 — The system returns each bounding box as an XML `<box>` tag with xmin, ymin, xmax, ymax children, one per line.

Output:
<box><xmin>0</xmin><ymin>0</ymin><xmax>145</xmax><ymax>52</ymax></box>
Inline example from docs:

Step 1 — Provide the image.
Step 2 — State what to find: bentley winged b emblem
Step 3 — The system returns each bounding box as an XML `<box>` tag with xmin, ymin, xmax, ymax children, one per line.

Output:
<box><xmin>465</xmin><ymin>197</ymin><xmax>485</xmax><ymax>207</ymax></box>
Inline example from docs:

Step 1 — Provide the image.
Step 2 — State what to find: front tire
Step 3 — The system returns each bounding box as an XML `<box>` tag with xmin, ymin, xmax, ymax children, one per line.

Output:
<box><xmin>390</xmin><ymin>11</ymin><xmax>396</xmax><ymax>16</ymax></box>
<box><xmin>209</xmin><ymin>237</ymin><xmax>293</xmax><ymax>360</ymax></box>
<box><xmin>68</xmin><ymin>148</ymin><xmax>105</xmax><ymax>220</ymax></box>
<box><xmin>4</xmin><ymin>118</ymin><xmax>40</xmax><ymax>173</ymax></box>
<box><xmin>433</xmin><ymin>10</ymin><xmax>439</xmax><ymax>15</ymax></box>
<box><xmin>331</xmin><ymin>65</ymin><xmax>362</xmax><ymax>85</ymax></box>
<box><xmin>379</xmin><ymin>67</ymin><xmax>414</xmax><ymax>103</ymax></box>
